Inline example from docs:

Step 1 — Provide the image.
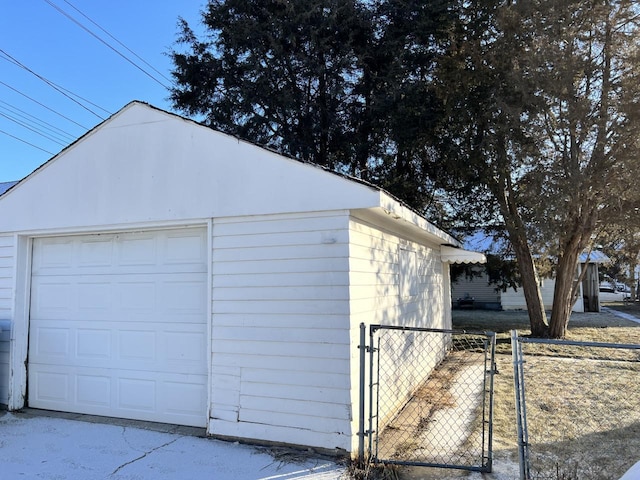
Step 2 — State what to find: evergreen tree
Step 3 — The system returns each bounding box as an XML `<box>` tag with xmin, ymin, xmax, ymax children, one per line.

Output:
<box><xmin>436</xmin><ymin>0</ymin><xmax>640</xmax><ymax>337</ymax></box>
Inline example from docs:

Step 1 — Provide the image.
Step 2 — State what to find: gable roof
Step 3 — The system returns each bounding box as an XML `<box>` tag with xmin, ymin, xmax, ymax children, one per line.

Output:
<box><xmin>0</xmin><ymin>101</ymin><xmax>463</xmax><ymax>250</ymax></box>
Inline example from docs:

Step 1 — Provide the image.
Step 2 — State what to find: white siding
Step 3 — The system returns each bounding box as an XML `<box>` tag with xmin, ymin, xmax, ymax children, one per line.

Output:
<box><xmin>501</xmin><ymin>276</ymin><xmax>585</xmax><ymax>312</ymax></box>
<box><xmin>501</xmin><ymin>281</ymin><xmax>554</xmax><ymax>310</ymax></box>
<box><xmin>348</xmin><ymin>216</ymin><xmax>449</xmax><ymax>449</ymax></box>
<box><xmin>0</xmin><ymin>234</ymin><xmax>15</xmax><ymax>405</ymax></box>
<box><xmin>0</xmin><ymin>103</ymin><xmax>382</xmax><ymax>233</ymax></box>
<box><xmin>451</xmin><ymin>267</ymin><xmax>502</xmax><ymax>306</ymax></box>
<box><xmin>348</xmin><ymin>215</ymin><xmax>447</xmax><ymax>328</ymax></box>
<box><xmin>209</xmin><ymin>211</ymin><xmax>353</xmax><ymax>451</ymax></box>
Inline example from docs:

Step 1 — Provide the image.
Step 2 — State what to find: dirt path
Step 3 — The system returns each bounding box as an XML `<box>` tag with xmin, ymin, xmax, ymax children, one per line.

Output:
<box><xmin>376</xmin><ymin>351</ymin><xmax>487</xmax><ymax>467</ymax></box>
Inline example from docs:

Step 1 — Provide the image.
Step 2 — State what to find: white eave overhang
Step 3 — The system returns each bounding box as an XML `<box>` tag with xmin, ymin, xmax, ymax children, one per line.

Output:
<box><xmin>441</xmin><ymin>246</ymin><xmax>487</xmax><ymax>264</ymax></box>
<box><xmin>353</xmin><ymin>192</ymin><xmax>488</xmax><ymax>263</ymax></box>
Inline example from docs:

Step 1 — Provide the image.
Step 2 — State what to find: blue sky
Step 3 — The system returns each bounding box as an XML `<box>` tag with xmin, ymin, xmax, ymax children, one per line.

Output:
<box><xmin>0</xmin><ymin>1</ymin><xmax>206</xmax><ymax>183</ymax></box>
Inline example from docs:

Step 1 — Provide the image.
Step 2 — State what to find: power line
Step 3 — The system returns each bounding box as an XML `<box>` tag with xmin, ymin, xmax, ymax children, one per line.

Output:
<box><xmin>0</xmin><ymin>104</ymin><xmax>75</xmax><ymax>144</ymax></box>
<box><xmin>0</xmin><ymin>100</ymin><xmax>77</xmax><ymax>141</ymax></box>
<box><xmin>0</xmin><ymin>49</ymin><xmax>107</xmax><ymax>120</ymax></box>
<box><xmin>51</xmin><ymin>82</ymin><xmax>112</xmax><ymax>116</ymax></box>
<box><xmin>42</xmin><ymin>0</ymin><xmax>171</xmax><ymax>89</ymax></box>
<box><xmin>0</xmin><ymin>128</ymin><xmax>55</xmax><ymax>155</ymax></box>
<box><xmin>62</xmin><ymin>0</ymin><xmax>173</xmax><ymax>85</ymax></box>
<box><xmin>0</xmin><ymin>110</ymin><xmax>68</xmax><ymax>146</ymax></box>
<box><xmin>0</xmin><ymin>79</ymin><xmax>91</xmax><ymax>130</ymax></box>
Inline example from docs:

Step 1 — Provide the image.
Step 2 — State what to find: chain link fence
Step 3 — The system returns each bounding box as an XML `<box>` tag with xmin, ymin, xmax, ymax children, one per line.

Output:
<box><xmin>363</xmin><ymin>325</ymin><xmax>495</xmax><ymax>473</ymax></box>
<box><xmin>512</xmin><ymin>332</ymin><xmax>640</xmax><ymax>480</ymax></box>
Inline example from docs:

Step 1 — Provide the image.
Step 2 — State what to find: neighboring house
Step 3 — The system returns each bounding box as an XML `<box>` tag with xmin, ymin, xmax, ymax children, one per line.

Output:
<box><xmin>452</xmin><ymin>251</ymin><xmax>610</xmax><ymax>312</ymax></box>
<box><xmin>0</xmin><ymin>101</ymin><xmax>483</xmax><ymax>454</ymax></box>
<box><xmin>0</xmin><ymin>181</ymin><xmax>17</xmax><ymax>196</ymax></box>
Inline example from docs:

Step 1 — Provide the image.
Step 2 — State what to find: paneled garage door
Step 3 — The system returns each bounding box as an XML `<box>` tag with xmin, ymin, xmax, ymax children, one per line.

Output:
<box><xmin>28</xmin><ymin>227</ymin><xmax>208</xmax><ymax>427</ymax></box>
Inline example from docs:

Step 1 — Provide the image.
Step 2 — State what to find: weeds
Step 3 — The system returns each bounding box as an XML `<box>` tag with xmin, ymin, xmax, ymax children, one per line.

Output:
<box><xmin>345</xmin><ymin>458</ymin><xmax>401</xmax><ymax>480</ymax></box>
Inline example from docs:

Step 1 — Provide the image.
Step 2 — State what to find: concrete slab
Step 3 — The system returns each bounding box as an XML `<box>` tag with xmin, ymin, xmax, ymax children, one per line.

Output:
<box><xmin>0</xmin><ymin>410</ymin><xmax>345</xmax><ymax>479</ymax></box>
<box><xmin>602</xmin><ymin>306</ymin><xmax>640</xmax><ymax>324</ymax></box>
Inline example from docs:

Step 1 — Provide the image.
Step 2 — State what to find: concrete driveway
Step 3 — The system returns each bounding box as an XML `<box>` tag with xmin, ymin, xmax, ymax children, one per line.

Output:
<box><xmin>0</xmin><ymin>410</ymin><xmax>345</xmax><ymax>479</ymax></box>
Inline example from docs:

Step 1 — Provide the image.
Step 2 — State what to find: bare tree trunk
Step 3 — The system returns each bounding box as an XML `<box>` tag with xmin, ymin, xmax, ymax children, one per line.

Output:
<box><xmin>548</xmin><ymin>197</ymin><xmax>599</xmax><ymax>338</ymax></box>
<box><xmin>549</xmin><ymin>250</ymin><xmax>581</xmax><ymax>338</ymax></box>
<box><xmin>508</xmin><ymin>222</ymin><xmax>550</xmax><ymax>338</ymax></box>
<box><xmin>492</xmin><ymin>168</ymin><xmax>549</xmax><ymax>336</ymax></box>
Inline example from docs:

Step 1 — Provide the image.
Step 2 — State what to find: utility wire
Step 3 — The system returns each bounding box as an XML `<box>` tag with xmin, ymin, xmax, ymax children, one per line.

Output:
<box><xmin>43</xmin><ymin>0</ymin><xmax>170</xmax><ymax>89</ymax></box>
<box><xmin>62</xmin><ymin>0</ymin><xmax>173</xmax><ymax>85</ymax></box>
<box><xmin>0</xmin><ymin>128</ymin><xmax>55</xmax><ymax>155</ymax></box>
<box><xmin>0</xmin><ymin>105</ymin><xmax>74</xmax><ymax>144</ymax></box>
<box><xmin>0</xmin><ymin>111</ymin><xmax>68</xmax><ymax>146</ymax></box>
<box><xmin>0</xmin><ymin>100</ymin><xmax>77</xmax><ymax>141</ymax></box>
<box><xmin>0</xmin><ymin>49</ymin><xmax>106</xmax><ymax>120</ymax></box>
<box><xmin>0</xmin><ymin>80</ymin><xmax>91</xmax><ymax>130</ymax></box>
<box><xmin>51</xmin><ymin>82</ymin><xmax>111</xmax><ymax>116</ymax></box>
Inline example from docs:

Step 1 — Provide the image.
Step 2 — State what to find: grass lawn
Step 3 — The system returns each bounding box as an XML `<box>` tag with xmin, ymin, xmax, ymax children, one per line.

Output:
<box><xmin>446</xmin><ymin>305</ymin><xmax>640</xmax><ymax>480</ymax></box>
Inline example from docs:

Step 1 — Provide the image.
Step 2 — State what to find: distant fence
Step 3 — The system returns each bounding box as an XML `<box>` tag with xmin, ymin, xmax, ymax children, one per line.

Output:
<box><xmin>361</xmin><ymin>324</ymin><xmax>496</xmax><ymax>473</ymax></box>
<box><xmin>512</xmin><ymin>331</ymin><xmax>640</xmax><ymax>480</ymax></box>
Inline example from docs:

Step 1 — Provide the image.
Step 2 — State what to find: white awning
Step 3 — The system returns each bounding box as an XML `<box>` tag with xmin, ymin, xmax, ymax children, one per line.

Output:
<box><xmin>441</xmin><ymin>246</ymin><xmax>487</xmax><ymax>264</ymax></box>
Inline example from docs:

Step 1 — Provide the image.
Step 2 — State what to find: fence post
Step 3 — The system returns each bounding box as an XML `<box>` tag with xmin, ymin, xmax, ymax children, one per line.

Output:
<box><xmin>511</xmin><ymin>330</ymin><xmax>528</xmax><ymax>480</ymax></box>
<box><xmin>486</xmin><ymin>331</ymin><xmax>496</xmax><ymax>472</ymax></box>
<box><xmin>358</xmin><ymin>322</ymin><xmax>366</xmax><ymax>461</ymax></box>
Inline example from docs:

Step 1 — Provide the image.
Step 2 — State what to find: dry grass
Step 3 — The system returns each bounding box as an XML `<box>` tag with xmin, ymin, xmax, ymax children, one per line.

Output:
<box><xmin>451</xmin><ymin>305</ymin><xmax>640</xmax><ymax>480</ymax></box>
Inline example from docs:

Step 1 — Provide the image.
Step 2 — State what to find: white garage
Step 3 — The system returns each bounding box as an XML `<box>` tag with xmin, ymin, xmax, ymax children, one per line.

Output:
<box><xmin>0</xmin><ymin>101</ymin><xmax>478</xmax><ymax>453</ymax></box>
<box><xmin>28</xmin><ymin>228</ymin><xmax>208</xmax><ymax>427</ymax></box>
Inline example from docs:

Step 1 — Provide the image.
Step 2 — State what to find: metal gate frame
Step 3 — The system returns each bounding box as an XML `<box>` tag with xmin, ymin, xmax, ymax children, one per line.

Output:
<box><xmin>511</xmin><ymin>330</ymin><xmax>640</xmax><ymax>480</ymax></box>
<box><xmin>359</xmin><ymin>323</ymin><xmax>496</xmax><ymax>473</ymax></box>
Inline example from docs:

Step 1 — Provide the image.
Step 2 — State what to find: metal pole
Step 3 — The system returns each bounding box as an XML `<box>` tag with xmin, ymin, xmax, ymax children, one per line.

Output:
<box><xmin>358</xmin><ymin>322</ymin><xmax>366</xmax><ymax>461</ymax></box>
<box><xmin>486</xmin><ymin>332</ymin><xmax>496</xmax><ymax>472</ymax></box>
<box><xmin>511</xmin><ymin>330</ymin><xmax>527</xmax><ymax>480</ymax></box>
<box><xmin>369</xmin><ymin>326</ymin><xmax>378</xmax><ymax>461</ymax></box>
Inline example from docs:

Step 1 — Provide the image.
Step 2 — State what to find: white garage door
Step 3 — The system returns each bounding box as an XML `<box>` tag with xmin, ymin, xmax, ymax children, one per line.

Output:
<box><xmin>28</xmin><ymin>227</ymin><xmax>208</xmax><ymax>427</ymax></box>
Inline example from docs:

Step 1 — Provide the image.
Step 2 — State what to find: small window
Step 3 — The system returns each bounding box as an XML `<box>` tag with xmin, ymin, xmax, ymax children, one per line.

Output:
<box><xmin>399</xmin><ymin>247</ymin><xmax>419</xmax><ymax>298</ymax></box>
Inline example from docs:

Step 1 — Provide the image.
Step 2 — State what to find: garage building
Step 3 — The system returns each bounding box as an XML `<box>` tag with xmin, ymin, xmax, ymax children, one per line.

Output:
<box><xmin>0</xmin><ymin>102</ymin><xmax>479</xmax><ymax>453</ymax></box>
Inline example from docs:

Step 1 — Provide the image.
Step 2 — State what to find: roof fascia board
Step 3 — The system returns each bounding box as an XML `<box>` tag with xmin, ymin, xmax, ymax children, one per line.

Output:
<box><xmin>377</xmin><ymin>191</ymin><xmax>460</xmax><ymax>247</ymax></box>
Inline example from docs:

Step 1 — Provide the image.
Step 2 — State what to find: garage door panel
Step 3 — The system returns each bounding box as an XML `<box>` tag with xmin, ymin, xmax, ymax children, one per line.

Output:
<box><xmin>32</xmin><ymin>274</ymin><xmax>206</xmax><ymax>320</ymax></box>
<box><xmin>30</xmin><ymin>320</ymin><xmax>207</xmax><ymax>374</ymax></box>
<box><xmin>76</xmin><ymin>374</ymin><xmax>111</xmax><ymax>407</ymax></box>
<box><xmin>119</xmin><ymin>329</ymin><xmax>157</xmax><ymax>362</ymax></box>
<box><xmin>32</xmin><ymin>282</ymin><xmax>76</xmax><ymax>318</ymax></box>
<box><xmin>29</xmin><ymin>365</ymin><xmax>207</xmax><ymax>427</ymax></box>
<box><xmin>166</xmin><ymin>331</ymin><xmax>206</xmax><ymax>364</ymax></box>
<box><xmin>118</xmin><ymin>377</ymin><xmax>156</xmax><ymax>412</ymax></box>
<box><xmin>32</xmin><ymin>325</ymin><xmax>71</xmax><ymax>358</ymax></box>
<box><xmin>163</xmin><ymin>380</ymin><xmax>208</xmax><ymax>417</ymax></box>
<box><xmin>32</xmin><ymin>239</ymin><xmax>74</xmax><ymax>272</ymax></box>
<box><xmin>30</xmin><ymin>370</ymin><xmax>70</xmax><ymax>403</ymax></box>
<box><xmin>76</xmin><ymin>328</ymin><xmax>112</xmax><ymax>359</ymax></box>
<box><xmin>164</xmin><ymin>232</ymin><xmax>207</xmax><ymax>264</ymax></box>
<box><xmin>33</xmin><ymin>231</ymin><xmax>208</xmax><ymax>275</ymax></box>
<box><xmin>28</xmin><ymin>227</ymin><xmax>208</xmax><ymax>427</ymax></box>
<box><xmin>78</xmin><ymin>238</ymin><xmax>114</xmax><ymax>267</ymax></box>
<box><xmin>161</xmin><ymin>280</ymin><xmax>207</xmax><ymax>313</ymax></box>
<box><xmin>78</xmin><ymin>282</ymin><xmax>114</xmax><ymax>311</ymax></box>
<box><xmin>117</xmin><ymin>236</ymin><xmax>158</xmax><ymax>266</ymax></box>
<box><xmin>119</xmin><ymin>281</ymin><xmax>156</xmax><ymax>311</ymax></box>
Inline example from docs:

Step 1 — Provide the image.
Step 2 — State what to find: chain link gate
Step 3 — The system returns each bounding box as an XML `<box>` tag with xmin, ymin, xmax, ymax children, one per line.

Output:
<box><xmin>359</xmin><ymin>324</ymin><xmax>496</xmax><ymax>473</ymax></box>
<box><xmin>511</xmin><ymin>331</ymin><xmax>640</xmax><ymax>480</ymax></box>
